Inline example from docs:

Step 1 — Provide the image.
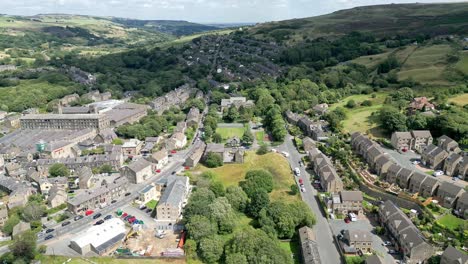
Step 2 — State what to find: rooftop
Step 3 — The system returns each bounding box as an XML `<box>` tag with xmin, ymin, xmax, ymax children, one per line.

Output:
<box><xmin>70</xmin><ymin>218</ymin><xmax>126</xmax><ymax>249</ymax></box>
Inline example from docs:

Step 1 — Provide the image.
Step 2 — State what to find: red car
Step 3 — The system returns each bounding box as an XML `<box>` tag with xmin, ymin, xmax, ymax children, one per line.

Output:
<box><xmin>171</xmin><ymin>150</ymin><xmax>177</xmax><ymax>154</ymax></box>
<box><xmin>156</xmin><ymin>169</ymin><xmax>161</xmax><ymax>173</ymax></box>
<box><xmin>299</xmin><ymin>179</ymin><xmax>303</xmax><ymax>184</ymax></box>
<box><xmin>85</xmin><ymin>210</ymin><xmax>94</xmax><ymax>216</ymax></box>
<box><xmin>344</xmin><ymin>217</ymin><xmax>350</xmax><ymax>223</ymax></box>
<box><xmin>121</xmin><ymin>213</ymin><xmax>128</xmax><ymax>218</ymax></box>
<box><xmin>128</xmin><ymin>217</ymin><xmax>137</xmax><ymax>223</ymax></box>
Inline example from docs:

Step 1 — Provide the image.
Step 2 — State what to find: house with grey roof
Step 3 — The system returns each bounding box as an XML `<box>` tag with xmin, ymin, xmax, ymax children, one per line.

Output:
<box><xmin>438</xmin><ymin>135</ymin><xmax>461</xmax><ymax>153</ymax></box>
<box><xmin>374</xmin><ymin>155</ymin><xmax>394</xmax><ymax>177</ymax></box>
<box><xmin>378</xmin><ymin>201</ymin><xmax>433</xmax><ymax>264</ymax></box>
<box><xmin>186</xmin><ymin>107</ymin><xmax>200</xmax><ymax>127</ymax></box>
<box><xmin>436</xmin><ymin>182</ymin><xmax>465</xmax><ymax>209</ymax></box>
<box><xmin>396</xmin><ymin>168</ymin><xmax>414</xmax><ymax>189</ymax></box>
<box><xmin>366</xmin><ymin>146</ymin><xmax>384</xmax><ymax>167</ymax></box>
<box><xmin>308</xmin><ymin>147</ymin><xmax>321</xmax><ymax>160</ymax></box>
<box><xmin>313</xmin><ymin>103</ymin><xmax>328</xmax><ymax>116</ymax></box>
<box><xmin>78</xmin><ymin>166</ymin><xmax>94</xmax><ymax>189</ymax></box>
<box><xmin>440</xmin><ymin>245</ymin><xmax>468</xmax><ymax>264</ymax></box>
<box><xmin>298</xmin><ymin>226</ymin><xmax>321</xmax><ymax>264</ymax></box>
<box><xmin>455</xmin><ymin>192</ymin><xmax>468</xmax><ymax>219</ymax></box>
<box><xmin>156</xmin><ymin>176</ymin><xmax>189</xmax><ymax>222</ymax></box>
<box><xmin>185</xmin><ymin>143</ymin><xmax>206</xmax><ymax>168</ymax></box>
<box><xmin>342</xmin><ymin>229</ymin><xmax>373</xmax><ymax>255</ymax></box>
<box><xmin>444</xmin><ymin>153</ymin><xmax>463</xmax><ymax>177</ymax></box>
<box><xmin>174</xmin><ymin>121</ymin><xmax>187</xmax><ymax>134</ymax></box>
<box><xmin>284</xmin><ymin>110</ymin><xmax>301</xmax><ymax>125</ymax></box>
<box><xmin>421</xmin><ymin>144</ymin><xmax>448</xmax><ymax>170</ymax></box>
<box><xmin>146</xmin><ymin>150</ymin><xmax>168</xmax><ymax>170</ymax></box>
<box><xmin>391</xmin><ymin>131</ymin><xmax>413</xmax><ymax>152</ymax></box>
<box><xmin>386</xmin><ymin>164</ymin><xmax>403</xmax><ymax>184</ymax></box>
<box><xmin>419</xmin><ymin>176</ymin><xmax>440</xmax><ymax>198</ymax></box>
<box><xmin>166</xmin><ymin>132</ymin><xmax>187</xmax><ymax>150</ymax></box>
<box><xmin>458</xmin><ymin>158</ymin><xmax>468</xmax><ymax>180</ymax></box>
<box><xmin>120</xmin><ymin>158</ymin><xmax>153</xmax><ymax>184</ymax></box>
<box><xmin>411</xmin><ymin>130</ymin><xmax>433</xmax><ymax>153</ymax></box>
<box><xmin>47</xmin><ymin>185</ymin><xmax>67</xmax><ymax>208</ymax></box>
<box><xmin>332</xmin><ymin>191</ymin><xmax>363</xmax><ymax>216</ymax></box>
<box><xmin>93</xmin><ymin>129</ymin><xmax>117</xmax><ymax>144</ymax></box>
<box><xmin>302</xmin><ymin>137</ymin><xmax>316</xmax><ymax>154</ymax></box>
<box><xmin>408</xmin><ymin>172</ymin><xmax>427</xmax><ymax>194</ymax></box>
<box><xmin>204</xmin><ymin>143</ymin><xmax>225</xmax><ymax>158</ymax></box>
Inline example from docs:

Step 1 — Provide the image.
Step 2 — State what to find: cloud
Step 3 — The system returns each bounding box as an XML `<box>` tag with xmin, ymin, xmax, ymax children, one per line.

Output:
<box><xmin>0</xmin><ymin>0</ymin><xmax>466</xmax><ymax>23</ymax></box>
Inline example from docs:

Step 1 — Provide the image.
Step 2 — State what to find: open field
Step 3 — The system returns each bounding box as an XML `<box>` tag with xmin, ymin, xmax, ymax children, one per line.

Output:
<box><xmin>215</xmin><ymin>126</ymin><xmax>245</xmax><ymax>141</ymax></box>
<box><xmin>436</xmin><ymin>214</ymin><xmax>467</xmax><ymax>231</ymax></box>
<box><xmin>36</xmin><ymin>255</ymin><xmax>186</xmax><ymax>264</ymax></box>
<box><xmin>193</xmin><ymin>152</ymin><xmax>299</xmax><ymax>202</ymax></box>
<box><xmin>455</xmin><ymin>51</ymin><xmax>468</xmax><ymax>75</ymax></box>
<box><xmin>349</xmin><ymin>49</ymin><xmax>394</xmax><ymax>68</ymax></box>
<box><xmin>280</xmin><ymin>240</ymin><xmax>301</xmax><ymax>264</ymax></box>
<box><xmin>448</xmin><ymin>93</ymin><xmax>468</xmax><ymax>106</ymax></box>
<box><xmin>398</xmin><ymin>44</ymin><xmax>453</xmax><ymax>85</ymax></box>
<box><xmin>329</xmin><ymin>92</ymin><xmax>388</xmax><ymax>137</ymax></box>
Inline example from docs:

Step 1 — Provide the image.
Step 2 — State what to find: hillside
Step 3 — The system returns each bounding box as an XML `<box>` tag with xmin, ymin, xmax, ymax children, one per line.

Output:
<box><xmin>250</xmin><ymin>3</ymin><xmax>468</xmax><ymax>42</ymax></box>
<box><xmin>111</xmin><ymin>18</ymin><xmax>219</xmax><ymax>36</ymax></box>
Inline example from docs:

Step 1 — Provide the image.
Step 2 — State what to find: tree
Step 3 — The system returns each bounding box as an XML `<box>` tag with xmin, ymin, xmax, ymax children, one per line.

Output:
<box><xmin>375</xmin><ymin>226</ymin><xmax>385</xmax><ymax>235</ymax></box>
<box><xmin>241</xmin><ymin>170</ymin><xmax>274</xmax><ymax>197</ymax></box>
<box><xmin>362</xmin><ymin>100</ymin><xmax>372</xmax><ymax>106</ymax></box>
<box><xmin>225</xmin><ymin>186</ymin><xmax>249</xmax><ymax>212</ymax></box>
<box><xmin>186</xmin><ymin>215</ymin><xmax>218</xmax><ymax>241</ymax></box>
<box><xmin>346</xmin><ymin>100</ymin><xmax>356</xmax><ymax>108</ymax></box>
<box><xmin>204</xmin><ymin>126</ymin><xmax>213</xmax><ymax>140</ymax></box>
<box><xmin>225</xmin><ymin>227</ymin><xmax>292</xmax><ymax>264</ymax></box>
<box><xmin>204</xmin><ymin>152</ymin><xmax>223</xmax><ymax>168</ymax></box>
<box><xmin>198</xmin><ymin>235</ymin><xmax>224</xmax><ymax>264</ymax></box>
<box><xmin>225</xmin><ymin>253</ymin><xmax>248</xmax><ymax>264</ymax></box>
<box><xmin>184</xmin><ymin>188</ymin><xmax>216</xmax><ymax>219</ymax></box>
<box><xmin>112</xmin><ymin>138</ymin><xmax>124</xmax><ymax>145</ymax></box>
<box><xmin>2</xmin><ymin>214</ymin><xmax>20</xmax><ymax>235</ymax></box>
<box><xmin>290</xmin><ymin>184</ymin><xmax>299</xmax><ymax>195</ymax></box>
<box><xmin>378</xmin><ymin>106</ymin><xmax>407</xmax><ymax>133</ymax></box>
<box><xmin>256</xmin><ymin>144</ymin><xmax>269</xmax><ymax>155</ymax></box>
<box><xmin>99</xmin><ymin>164</ymin><xmax>113</xmax><ymax>174</ymax></box>
<box><xmin>209</xmin><ymin>181</ymin><xmax>225</xmax><ymax>197</ymax></box>
<box><xmin>48</xmin><ymin>163</ymin><xmax>70</xmax><ymax>177</ymax></box>
<box><xmin>246</xmin><ymin>190</ymin><xmax>270</xmax><ymax>218</ymax></box>
<box><xmin>9</xmin><ymin>230</ymin><xmax>37</xmax><ymax>261</ymax></box>
<box><xmin>225</xmin><ymin>105</ymin><xmax>239</xmax><ymax>122</ymax></box>
<box><xmin>212</xmin><ymin>133</ymin><xmax>222</xmax><ymax>143</ymax></box>
<box><xmin>184</xmin><ymin>239</ymin><xmax>197</xmax><ymax>259</ymax></box>
<box><xmin>22</xmin><ymin>202</ymin><xmax>46</xmax><ymax>222</ymax></box>
<box><xmin>208</xmin><ymin>197</ymin><xmax>236</xmax><ymax>234</ymax></box>
<box><xmin>242</xmin><ymin>129</ymin><xmax>254</xmax><ymax>145</ymax></box>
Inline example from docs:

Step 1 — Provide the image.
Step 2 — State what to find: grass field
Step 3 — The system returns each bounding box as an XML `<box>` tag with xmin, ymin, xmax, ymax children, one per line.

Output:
<box><xmin>455</xmin><ymin>51</ymin><xmax>468</xmax><ymax>75</ymax></box>
<box><xmin>349</xmin><ymin>49</ymin><xmax>394</xmax><ymax>68</ymax></box>
<box><xmin>436</xmin><ymin>214</ymin><xmax>467</xmax><ymax>231</ymax></box>
<box><xmin>280</xmin><ymin>240</ymin><xmax>301</xmax><ymax>264</ymax></box>
<box><xmin>216</xmin><ymin>126</ymin><xmax>246</xmax><ymax>141</ymax></box>
<box><xmin>398</xmin><ymin>44</ymin><xmax>453</xmax><ymax>85</ymax></box>
<box><xmin>448</xmin><ymin>93</ymin><xmax>468</xmax><ymax>106</ymax></box>
<box><xmin>193</xmin><ymin>152</ymin><xmax>299</xmax><ymax>202</ymax></box>
<box><xmin>329</xmin><ymin>92</ymin><xmax>388</xmax><ymax>137</ymax></box>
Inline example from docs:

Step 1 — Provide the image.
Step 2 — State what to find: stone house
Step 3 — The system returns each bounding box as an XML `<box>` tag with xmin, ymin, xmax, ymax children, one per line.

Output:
<box><xmin>284</xmin><ymin>110</ymin><xmax>301</xmax><ymax>125</ymax></box>
<box><xmin>455</xmin><ymin>192</ymin><xmax>468</xmax><ymax>219</ymax></box>
<box><xmin>408</xmin><ymin>172</ymin><xmax>427</xmax><ymax>194</ymax></box>
<box><xmin>205</xmin><ymin>143</ymin><xmax>225</xmax><ymax>158</ymax></box>
<box><xmin>186</xmin><ymin>107</ymin><xmax>200</xmax><ymax>127</ymax></box>
<box><xmin>47</xmin><ymin>185</ymin><xmax>68</xmax><ymax>208</ymax></box>
<box><xmin>386</xmin><ymin>164</ymin><xmax>403</xmax><ymax>184</ymax></box>
<box><xmin>302</xmin><ymin>137</ymin><xmax>316</xmax><ymax>154</ymax></box>
<box><xmin>156</xmin><ymin>176</ymin><xmax>189</xmax><ymax>222</ymax></box>
<box><xmin>408</xmin><ymin>97</ymin><xmax>435</xmax><ymax>114</ymax></box>
<box><xmin>120</xmin><ymin>158</ymin><xmax>153</xmax><ymax>184</ymax></box>
<box><xmin>457</xmin><ymin>158</ymin><xmax>468</xmax><ymax>180</ymax></box>
<box><xmin>396</xmin><ymin>168</ymin><xmax>414</xmax><ymax>189</ymax></box>
<box><xmin>436</xmin><ymin>182</ymin><xmax>465</xmax><ymax>209</ymax></box>
<box><xmin>147</xmin><ymin>150</ymin><xmax>168</xmax><ymax>170</ymax></box>
<box><xmin>440</xmin><ymin>245</ymin><xmax>468</xmax><ymax>264</ymax></box>
<box><xmin>166</xmin><ymin>133</ymin><xmax>187</xmax><ymax>150</ymax></box>
<box><xmin>374</xmin><ymin>155</ymin><xmax>394</xmax><ymax>177</ymax></box>
<box><xmin>444</xmin><ymin>153</ymin><xmax>463</xmax><ymax>177</ymax></box>
<box><xmin>332</xmin><ymin>191</ymin><xmax>363</xmax><ymax>216</ymax></box>
<box><xmin>391</xmin><ymin>132</ymin><xmax>413</xmax><ymax>152</ymax></box>
<box><xmin>185</xmin><ymin>143</ymin><xmax>206</xmax><ymax>168</ymax></box>
<box><xmin>366</xmin><ymin>146</ymin><xmax>384</xmax><ymax>167</ymax></box>
<box><xmin>122</xmin><ymin>139</ymin><xmax>143</xmax><ymax>156</ymax></box>
<box><xmin>78</xmin><ymin>166</ymin><xmax>94</xmax><ymax>189</ymax></box>
<box><xmin>174</xmin><ymin>121</ymin><xmax>187</xmax><ymax>134</ymax></box>
<box><xmin>418</xmin><ymin>176</ymin><xmax>440</xmax><ymax>198</ymax></box>
<box><xmin>411</xmin><ymin>130</ymin><xmax>433</xmax><ymax>153</ymax></box>
<box><xmin>137</xmin><ymin>184</ymin><xmax>158</xmax><ymax>205</ymax></box>
<box><xmin>93</xmin><ymin>129</ymin><xmax>117</xmax><ymax>144</ymax></box>
<box><xmin>298</xmin><ymin>226</ymin><xmax>321</xmax><ymax>264</ymax></box>
<box><xmin>421</xmin><ymin>144</ymin><xmax>448</xmax><ymax>170</ymax></box>
<box><xmin>312</xmin><ymin>103</ymin><xmax>329</xmax><ymax>116</ymax></box>
<box><xmin>438</xmin><ymin>135</ymin><xmax>461</xmax><ymax>153</ymax></box>
<box><xmin>342</xmin><ymin>230</ymin><xmax>373</xmax><ymax>255</ymax></box>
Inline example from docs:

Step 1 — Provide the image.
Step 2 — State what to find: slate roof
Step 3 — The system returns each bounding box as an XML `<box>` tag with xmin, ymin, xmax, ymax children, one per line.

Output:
<box><xmin>388</xmin><ymin>164</ymin><xmax>403</xmax><ymax>175</ymax></box>
<box><xmin>158</xmin><ymin>177</ymin><xmax>187</xmax><ymax>207</ymax></box>
<box><xmin>394</xmin><ymin>131</ymin><xmax>412</xmax><ymax>139</ymax></box>
<box><xmin>298</xmin><ymin>226</ymin><xmax>321</xmax><ymax>264</ymax></box>
<box><xmin>440</xmin><ymin>245</ymin><xmax>468</xmax><ymax>264</ymax></box>
<box><xmin>340</xmin><ymin>191</ymin><xmax>363</xmax><ymax>202</ymax></box>
<box><xmin>345</xmin><ymin>229</ymin><xmax>372</xmax><ymax>242</ymax></box>
<box><xmin>206</xmin><ymin>143</ymin><xmax>225</xmax><ymax>153</ymax></box>
<box><xmin>411</xmin><ymin>130</ymin><xmax>432</xmax><ymax>138</ymax></box>
<box><xmin>439</xmin><ymin>181</ymin><xmax>464</xmax><ymax>197</ymax></box>
<box><xmin>127</xmin><ymin>158</ymin><xmax>151</xmax><ymax>173</ymax></box>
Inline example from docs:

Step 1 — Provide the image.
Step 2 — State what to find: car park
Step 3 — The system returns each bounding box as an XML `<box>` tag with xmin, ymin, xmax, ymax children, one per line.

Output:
<box><xmin>93</xmin><ymin>213</ymin><xmax>102</xmax><ymax>219</ymax></box>
<box><xmin>94</xmin><ymin>220</ymin><xmax>104</xmax><ymax>225</ymax></box>
<box><xmin>104</xmin><ymin>215</ymin><xmax>112</xmax><ymax>220</ymax></box>
<box><xmin>46</xmin><ymin>228</ymin><xmax>54</xmax><ymax>233</ymax></box>
<box><xmin>61</xmin><ymin>221</ymin><xmax>71</xmax><ymax>227</ymax></box>
<box><xmin>44</xmin><ymin>234</ymin><xmax>54</xmax><ymax>240</ymax></box>
<box><xmin>74</xmin><ymin>215</ymin><xmax>84</xmax><ymax>221</ymax></box>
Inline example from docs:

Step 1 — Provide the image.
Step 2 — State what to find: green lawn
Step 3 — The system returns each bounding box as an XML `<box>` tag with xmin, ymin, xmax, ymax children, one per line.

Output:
<box><xmin>437</xmin><ymin>214</ymin><xmax>467</xmax><ymax>231</ymax></box>
<box><xmin>146</xmin><ymin>199</ymin><xmax>158</xmax><ymax>210</ymax></box>
<box><xmin>448</xmin><ymin>93</ymin><xmax>468</xmax><ymax>106</ymax></box>
<box><xmin>194</xmin><ymin>152</ymin><xmax>299</xmax><ymax>202</ymax></box>
<box><xmin>256</xmin><ymin>131</ymin><xmax>266</xmax><ymax>144</ymax></box>
<box><xmin>280</xmin><ymin>239</ymin><xmax>301</xmax><ymax>264</ymax></box>
<box><xmin>216</xmin><ymin>126</ymin><xmax>246</xmax><ymax>141</ymax></box>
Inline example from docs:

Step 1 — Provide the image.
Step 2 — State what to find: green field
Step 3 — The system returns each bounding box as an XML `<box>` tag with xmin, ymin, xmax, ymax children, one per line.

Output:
<box><xmin>256</xmin><ymin>131</ymin><xmax>266</xmax><ymax>144</ymax></box>
<box><xmin>349</xmin><ymin>50</ymin><xmax>394</xmax><ymax>68</ymax></box>
<box><xmin>455</xmin><ymin>51</ymin><xmax>468</xmax><ymax>75</ymax></box>
<box><xmin>280</xmin><ymin>240</ymin><xmax>301</xmax><ymax>264</ymax></box>
<box><xmin>448</xmin><ymin>93</ymin><xmax>468</xmax><ymax>106</ymax></box>
<box><xmin>216</xmin><ymin>126</ymin><xmax>246</xmax><ymax>141</ymax></box>
<box><xmin>398</xmin><ymin>44</ymin><xmax>453</xmax><ymax>85</ymax></box>
<box><xmin>436</xmin><ymin>214</ymin><xmax>467</xmax><ymax>231</ymax></box>
<box><xmin>329</xmin><ymin>92</ymin><xmax>388</xmax><ymax>137</ymax></box>
<box><xmin>194</xmin><ymin>152</ymin><xmax>299</xmax><ymax>202</ymax></box>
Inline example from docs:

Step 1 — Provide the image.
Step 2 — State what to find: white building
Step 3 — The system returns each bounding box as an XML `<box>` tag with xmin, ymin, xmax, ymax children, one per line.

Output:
<box><xmin>69</xmin><ymin>218</ymin><xmax>126</xmax><ymax>255</ymax></box>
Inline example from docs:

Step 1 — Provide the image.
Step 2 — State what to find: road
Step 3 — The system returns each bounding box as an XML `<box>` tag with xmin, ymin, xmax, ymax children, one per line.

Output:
<box><xmin>277</xmin><ymin>134</ymin><xmax>343</xmax><ymax>264</ymax></box>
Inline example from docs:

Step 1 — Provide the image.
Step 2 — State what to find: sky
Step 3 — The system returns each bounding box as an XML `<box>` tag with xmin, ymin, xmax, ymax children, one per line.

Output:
<box><xmin>0</xmin><ymin>0</ymin><xmax>466</xmax><ymax>23</ymax></box>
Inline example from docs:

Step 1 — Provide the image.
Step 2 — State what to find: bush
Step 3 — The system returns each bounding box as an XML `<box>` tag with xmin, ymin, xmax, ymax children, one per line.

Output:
<box><xmin>346</xmin><ymin>100</ymin><xmax>356</xmax><ymax>108</ymax></box>
<box><xmin>361</xmin><ymin>100</ymin><xmax>372</xmax><ymax>106</ymax></box>
<box><xmin>204</xmin><ymin>152</ymin><xmax>223</xmax><ymax>168</ymax></box>
<box><xmin>48</xmin><ymin>163</ymin><xmax>70</xmax><ymax>177</ymax></box>
<box><xmin>256</xmin><ymin>145</ymin><xmax>268</xmax><ymax>155</ymax></box>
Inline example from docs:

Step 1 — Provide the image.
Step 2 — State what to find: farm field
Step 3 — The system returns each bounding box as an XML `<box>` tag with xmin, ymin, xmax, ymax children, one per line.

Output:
<box><xmin>455</xmin><ymin>51</ymin><xmax>468</xmax><ymax>75</ymax></box>
<box><xmin>349</xmin><ymin>49</ymin><xmax>394</xmax><ymax>68</ymax></box>
<box><xmin>193</xmin><ymin>152</ymin><xmax>299</xmax><ymax>202</ymax></box>
<box><xmin>398</xmin><ymin>44</ymin><xmax>453</xmax><ymax>85</ymax></box>
<box><xmin>448</xmin><ymin>93</ymin><xmax>468</xmax><ymax>106</ymax></box>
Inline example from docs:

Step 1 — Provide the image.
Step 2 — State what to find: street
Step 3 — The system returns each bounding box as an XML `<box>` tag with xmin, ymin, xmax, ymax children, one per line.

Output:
<box><xmin>277</xmin><ymin>134</ymin><xmax>343</xmax><ymax>264</ymax></box>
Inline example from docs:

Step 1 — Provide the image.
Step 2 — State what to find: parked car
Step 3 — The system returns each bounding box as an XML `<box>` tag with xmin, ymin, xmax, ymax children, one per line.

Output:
<box><xmin>344</xmin><ymin>217</ymin><xmax>350</xmax><ymax>223</ymax></box>
<box><xmin>299</xmin><ymin>178</ymin><xmax>303</xmax><ymax>185</ymax></box>
<box><xmin>94</xmin><ymin>220</ymin><xmax>104</xmax><ymax>225</ymax></box>
<box><xmin>282</xmin><ymin>151</ymin><xmax>290</xmax><ymax>157</ymax></box>
<box><xmin>388</xmin><ymin>249</ymin><xmax>397</xmax><ymax>254</ymax></box>
<box><xmin>61</xmin><ymin>221</ymin><xmax>71</xmax><ymax>227</ymax></box>
<box><xmin>74</xmin><ymin>215</ymin><xmax>84</xmax><ymax>221</ymax></box>
<box><xmin>125</xmin><ymin>192</ymin><xmax>131</xmax><ymax>196</ymax></box>
<box><xmin>382</xmin><ymin>241</ymin><xmax>392</xmax><ymax>246</ymax></box>
<box><xmin>271</xmin><ymin>148</ymin><xmax>277</xmax><ymax>153</ymax></box>
<box><xmin>337</xmin><ymin>234</ymin><xmax>343</xmax><ymax>240</ymax></box>
<box><xmin>111</xmin><ymin>200</ymin><xmax>117</xmax><ymax>204</ymax></box>
<box><xmin>93</xmin><ymin>213</ymin><xmax>102</xmax><ymax>219</ymax></box>
<box><xmin>433</xmin><ymin>170</ymin><xmax>443</xmax><ymax>177</ymax></box>
<box><xmin>301</xmin><ymin>187</ymin><xmax>306</xmax><ymax>193</ymax></box>
<box><xmin>121</xmin><ymin>213</ymin><xmax>128</xmax><ymax>218</ymax></box>
<box><xmin>146</xmin><ymin>208</ymin><xmax>152</xmax><ymax>213</ymax></box>
<box><xmin>104</xmin><ymin>215</ymin><xmax>112</xmax><ymax>220</ymax></box>
<box><xmin>139</xmin><ymin>205</ymin><xmax>147</xmax><ymax>210</ymax></box>
<box><xmin>45</xmin><ymin>228</ymin><xmax>54</xmax><ymax>233</ymax></box>
<box><xmin>44</xmin><ymin>234</ymin><xmax>54</xmax><ymax>240</ymax></box>
<box><xmin>294</xmin><ymin>168</ymin><xmax>300</xmax><ymax>176</ymax></box>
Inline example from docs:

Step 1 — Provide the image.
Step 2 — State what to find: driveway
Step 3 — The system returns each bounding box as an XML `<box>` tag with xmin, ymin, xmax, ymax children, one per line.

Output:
<box><xmin>329</xmin><ymin>218</ymin><xmax>400</xmax><ymax>263</ymax></box>
<box><xmin>277</xmin><ymin>134</ymin><xmax>343</xmax><ymax>264</ymax></box>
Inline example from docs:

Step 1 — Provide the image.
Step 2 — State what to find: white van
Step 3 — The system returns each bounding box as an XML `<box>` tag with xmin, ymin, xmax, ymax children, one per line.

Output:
<box><xmin>294</xmin><ymin>168</ymin><xmax>301</xmax><ymax>176</ymax></box>
<box><xmin>281</xmin><ymin>151</ymin><xmax>290</xmax><ymax>157</ymax></box>
<box><xmin>349</xmin><ymin>212</ymin><xmax>357</xmax><ymax>222</ymax></box>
